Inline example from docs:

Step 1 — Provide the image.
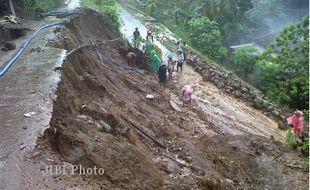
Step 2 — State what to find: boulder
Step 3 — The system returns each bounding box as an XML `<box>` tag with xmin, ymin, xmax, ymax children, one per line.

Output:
<box><xmin>233</xmin><ymin>82</ymin><xmax>241</xmax><ymax>89</ymax></box>
<box><xmin>254</xmin><ymin>98</ymin><xmax>263</xmax><ymax>108</ymax></box>
<box><xmin>267</xmin><ymin>106</ymin><xmax>274</xmax><ymax>112</ymax></box>
<box><xmin>218</xmin><ymin>82</ymin><xmax>225</xmax><ymax>89</ymax></box>
<box><xmin>241</xmin><ymin>87</ymin><xmax>248</xmax><ymax>93</ymax></box>
<box><xmin>272</xmin><ymin>109</ymin><xmax>280</xmax><ymax>116</ymax></box>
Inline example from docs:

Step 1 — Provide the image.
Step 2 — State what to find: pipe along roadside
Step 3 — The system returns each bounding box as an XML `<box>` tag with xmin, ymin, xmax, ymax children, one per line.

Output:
<box><xmin>0</xmin><ymin>11</ymin><xmax>83</xmax><ymax>78</ymax></box>
<box><xmin>0</xmin><ymin>22</ymin><xmax>63</xmax><ymax>77</ymax></box>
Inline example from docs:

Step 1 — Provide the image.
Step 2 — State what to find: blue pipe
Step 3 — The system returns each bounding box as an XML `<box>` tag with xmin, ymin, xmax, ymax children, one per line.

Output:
<box><xmin>96</xmin><ymin>46</ymin><xmax>138</xmax><ymax>72</ymax></box>
<box><xmin>0</xmin><ymin>22</ymin><xmax>63</xmax><ymax>77</ymax></box>
<box><xmin>43</xmin><ymin>11</ymin><xmax>82</xmax><ymax>18</ymax></box>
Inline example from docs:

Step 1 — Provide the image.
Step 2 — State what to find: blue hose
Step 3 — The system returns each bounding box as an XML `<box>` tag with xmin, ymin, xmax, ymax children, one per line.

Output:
<box><xmin>43</xmin><ymin>11</ymin><xmax>82</xmax><ymax>18</ymax></box>
<box><xmin>0</xmin><ymin>22</ymin><xmax>63</xmax><ymax>77</ymax></box>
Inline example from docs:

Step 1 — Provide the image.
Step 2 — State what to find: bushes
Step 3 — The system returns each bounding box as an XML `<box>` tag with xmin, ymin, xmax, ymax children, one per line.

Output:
<box><xmin>284</xmin><ymin>128</ymin><xmax>297</xmax><ymax>149</ymax></box>
<box><xmin>257</xmin><ymin>16</ymin><xmax>309</xmax><ymax>111</ymax></box>
<box><xmin>233</xmin><ymin>46</ymin><xmax>259</xmax><ymax>78</ymax></box>
<box><xmin>21</xmin><ymin>0</ymin><xmax>63</xmax><ymax>15</ymax></box>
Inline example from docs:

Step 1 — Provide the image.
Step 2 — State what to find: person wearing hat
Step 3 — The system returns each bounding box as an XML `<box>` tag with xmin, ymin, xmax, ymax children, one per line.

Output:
<box><xmin>287</xmin><ymin>110</ymin><xmax>304</xmax><ymax>141</ymax></box>
<box><xmin>177</xmin><ymin>48</ymin><xmax>184</xmax><ymax>73</ymax></box>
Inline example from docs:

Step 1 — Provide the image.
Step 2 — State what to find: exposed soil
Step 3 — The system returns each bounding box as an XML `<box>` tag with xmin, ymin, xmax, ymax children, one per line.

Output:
<box><xmin>38</xmin><ymin>9</ymin><xmax>308</xmax><ymax>190</ymax></box>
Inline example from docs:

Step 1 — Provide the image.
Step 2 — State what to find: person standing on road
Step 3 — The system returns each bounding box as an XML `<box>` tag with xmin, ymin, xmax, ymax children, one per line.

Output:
<box><xmin>150</xmin><ymin>50</ymin><xmax>162</xmax><ymax>72</ymax></box>
<box><xmin>127</xmin><ymin>52</ymin><xmax>136</xmax><ymax>67</ymax></box>
<box><xmin>133</xmin><ymin>27</ymin><xmax>140</xmax><ymax>48</ymax></box>
<box><xmin>177</xmin><ymin>48</ymin><xmax>184</xmax><ymax>73</ymax></box>
<box><xmin>158</xmin><ymin>63</ymin><xmax>167</xmax><ymax>87</ymax></box>
<box><xmin>146</xmin><ymin>24</ymin><xmax>154</xmax><ymax>42</ymax></box>
<box><xmin>167</xmin><ymin>55</ymin><xmax>174</xmax><ymax>80</ymax></box>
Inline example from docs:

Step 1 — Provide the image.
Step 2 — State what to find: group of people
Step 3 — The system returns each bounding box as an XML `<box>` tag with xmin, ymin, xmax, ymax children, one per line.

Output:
<box><xmin>132</xmin><ymin>26</ymin><xmax>305</xmax><ymax>139</ymax></box>
<box><xmin>132</xmin><ymin>24</ymin><xmax>154</xmax><ymax>48</ymax></box>
<box><xmin>157</xmin><ymin>45</ymin><xmax>192</xmax><ymax>105</ymax></box>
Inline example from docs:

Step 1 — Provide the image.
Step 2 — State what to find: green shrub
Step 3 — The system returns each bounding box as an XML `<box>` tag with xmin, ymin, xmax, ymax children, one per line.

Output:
<box><xmin>22</xmin><ymin>0</ymin><xmax>63</xmax><ymax>15</ymax></box>
<box><xmin>284</xmin><ymin>128</ymin><xmax>297</xmax><ymax>149</ymax></box>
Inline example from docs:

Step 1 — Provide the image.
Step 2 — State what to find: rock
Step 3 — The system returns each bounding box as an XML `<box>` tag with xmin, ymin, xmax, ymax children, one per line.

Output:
<box><xmin>233</xmin><ymin>91</ymin><xmax>241</xmax><ymax>98</ymax></box>
<box><xmin>20</xmin><ymin>144</ymin><xmax>26</xmax><ymax>150</ymax></box>
<box><xmin>24</xmin><ymin>111</ymin><xmax>37</xmax><ymax>118</ymax></box>
<box><xmin>217</xmin><ymin>82</ymin><xmax>225</xmax><ymax>89</ymax></box>
<box><xmin>146</xmin><ymin>94</ymin><xmax>155</xmax><ymax>99</ymax></box>
<box><xmin>241</xmin><ymin>87</ymin><xmax>248</xmax><ymax>93</ymax></box>
<box><xmin>22</xmin><ymin>125</ymin><xmax>28</xmax><ymax>130</ymax></box>
<box><xmin>116</xmin><ymin>127</ymin><xmax>131</xmax><ymax>135</ymax></box>
<box><xmin>262</xmin><ymin>101</ymin><xmax>269</xmax><ymax>109</ymax></box>
<box><xmin>184</xmin><ymin>156</ymin><xmax>192</xmax><ymax>163</ymax></box>
<box><xmin>4</xmin><ymin>41</ymin><xmax>16</xmax><ymax>50</ymax></box>
<box><xmin>76</xmin><ymin>115</ymin><xmax>89</xmax><ymax>121</ymax></box>
<box><xmin>271</xmin><ymin>109</ymin><xmax>280</xmax><ymax>116</ymax></box>
<box><xmin>233</xmin><ymin>82</ymin><xmax>241</xmax><ymax>89</ymax></box>
<box><xmin>97</xmin><ymin>120</ymin><xmax>113</xmax><ymax>133</ymax></box>
<box><xmin>225</xmin><ymin>89</ymin><xmax>231</xmax><ymax>94</ymax></box>
<box><xmin>169</xmin><ymin>100</ymin><xmax>182</xmax><ymax>112</ymax></box>
<box><xmin>267</xmin><ymin>106</ymin><xmax>274</xmax><ymax>112</ymax></box>
<box><xmin>213</xmin><ymin>79</ymin><xmax>220</xmax><ymax>86</ymax></box>
<box><xmin>54</xmin><ymin>66</ymin><xmax>62</xmax><ymax>71</ymax></box>
<box><xmin>254</xmin><ymin>98</ymin><xmax>263</xmax><ymax>108</ymax></box>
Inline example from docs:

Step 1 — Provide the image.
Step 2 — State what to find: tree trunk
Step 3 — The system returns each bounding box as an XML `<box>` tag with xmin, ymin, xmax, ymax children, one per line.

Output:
<box><xmin>9</xmin><ymin>0</ymin><xmax>16</xmax><ymax>16</ymax></box>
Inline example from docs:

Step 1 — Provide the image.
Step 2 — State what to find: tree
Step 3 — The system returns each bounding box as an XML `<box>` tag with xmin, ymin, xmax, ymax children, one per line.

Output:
<box><xmin>234</xmin><ymin>46</ymin><xmax>259</xmax><ymax>78</ymax></box>
<box><xmin>258</xmin><ymin>16</ymin><xmax>309</xmax><ymax>110</ymax></box>
<box><xmin>187</xmin><ymin>16</ymin><xmax>227</xmax><ymax>59</ymax></box>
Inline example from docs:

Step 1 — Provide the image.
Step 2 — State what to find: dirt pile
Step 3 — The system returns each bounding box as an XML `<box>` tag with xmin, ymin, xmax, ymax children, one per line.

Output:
<box><xmin>42</xmin><ymin>9</ymin><xmax>308</xmax><ymax>189</ymax></box>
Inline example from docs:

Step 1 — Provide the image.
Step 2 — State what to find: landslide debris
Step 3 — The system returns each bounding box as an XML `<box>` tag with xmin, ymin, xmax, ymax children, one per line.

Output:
<box><xmin>41</xmin><ymin>9</ymin><xmax>309</xmax><ymax>190</ymax></box>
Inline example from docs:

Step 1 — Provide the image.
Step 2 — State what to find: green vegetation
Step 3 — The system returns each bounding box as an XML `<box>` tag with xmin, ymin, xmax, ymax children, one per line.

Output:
<box><xmin>81</xmin><ymin>0</ymin><xmax>121</xmax><ymax>35</ymax></box>
<box><xmin>144</xmin><ymin>41</ymin><xmax>162</xmax><ymax>58</ymax></box>
<box><xmin>21</xmin><ymin>0</ymin><xmax>63</xmax><ymax>14</ymax></box>
<box><xmin>257</xmin><ymin>16</ymin><xmax>309</xmax><ymax>110</ymax></box>
<box><xmin>234</xmin><ymin>46</ymin><xmax>259</xmax><ymax>78</ymax></box>
<box><xmin>284</xmin><ymin>128</ymin><xmax>296</xmax><ymax>149</ymax></box>
<box><xmin>124</xmin><ymin>0</ymin><xmax>308</xmax><ymax>114</ymax></box>
<box><xmin>187</xmin><ymin>16</ymin><xmax>227</xmax><ymax>60</ymax></box>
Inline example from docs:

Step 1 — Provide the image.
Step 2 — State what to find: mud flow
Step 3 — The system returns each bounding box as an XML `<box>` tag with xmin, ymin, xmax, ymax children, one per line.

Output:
<box><xmin>39</xmin><ymin>9</ymin><xmax>308</xmax><ymax>190</ymax></box>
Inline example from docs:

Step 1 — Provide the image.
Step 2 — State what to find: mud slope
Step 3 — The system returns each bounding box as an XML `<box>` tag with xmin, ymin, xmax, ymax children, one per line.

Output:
<box><xmin>43</xmin><ymin>9</ymin><xmax>308</xmax><ymax>190</ymax></box>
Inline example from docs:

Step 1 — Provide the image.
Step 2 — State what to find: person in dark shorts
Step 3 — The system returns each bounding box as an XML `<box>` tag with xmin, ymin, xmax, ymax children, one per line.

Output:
<box><xmin>158</xmin><ymin>63</ymin><xmax>167</xmax><ymax>87</ymax></box>
<box><xmin>177</xmin><ymin>48</ymin><xmax>184</xmax><ymax>73</ymax></box>
<box><xmin>133</xmin><ymin>27</ymin><xmax>140</xmax><ymax>48</ymax></box>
